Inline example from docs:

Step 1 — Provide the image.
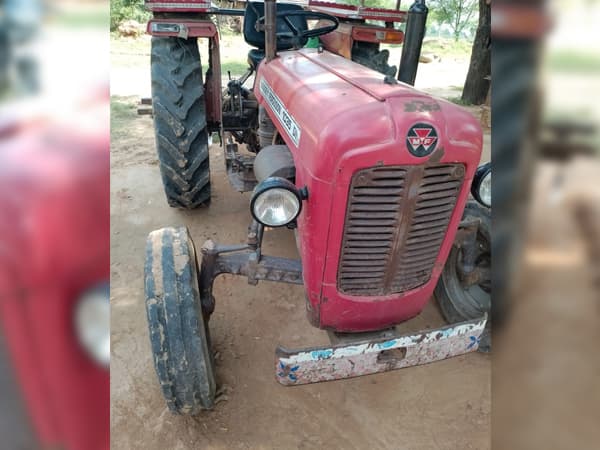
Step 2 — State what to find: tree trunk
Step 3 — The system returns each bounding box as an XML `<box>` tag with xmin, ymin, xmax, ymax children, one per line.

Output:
<box><xmin>461</xmin><ymin>0</ymin><xmax>491</xmax><ymax>105</ymax></box>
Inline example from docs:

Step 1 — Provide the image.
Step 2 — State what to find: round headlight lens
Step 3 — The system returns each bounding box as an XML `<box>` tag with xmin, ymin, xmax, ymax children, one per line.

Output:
<box><xmin>472</xmin><ymin>162</ymin><xmax>491</xmax><ymax>208</ymax></box>
<box><xmin>479</xmin><ymin>171</ymin><xmax>491</xmax><ymax>207</ymax></box>
<box><xmin>75</xmin><ymin>283</ymin><xmax>110</xmax><ymax>367</ymax></box>
<box><xmin>252</xmin><ymin>187</ymin><xmax>301</xmax><ymax>227</ymax></box>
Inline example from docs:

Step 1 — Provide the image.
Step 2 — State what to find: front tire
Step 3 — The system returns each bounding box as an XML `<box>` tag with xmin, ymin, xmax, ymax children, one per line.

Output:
<box><xmin>151</xmin><ymin>37</ymin><xmax>211</xmax><ymax>208</ymax></box>
<box><xmin>144</xmin><ymin>227</ymin><xmax>216</xmax><ymax>414</ymax></box>
<box><xmin>435</xmin><ymin>201</ymin><xmax>491</xmax><ymax>352</ymax></box>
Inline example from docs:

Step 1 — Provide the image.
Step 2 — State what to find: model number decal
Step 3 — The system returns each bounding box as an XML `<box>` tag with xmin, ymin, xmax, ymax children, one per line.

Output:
<box><xmin>259</xmin><ymin>78</ymin><xmax>301</xmax><ymax>147</ymax></box>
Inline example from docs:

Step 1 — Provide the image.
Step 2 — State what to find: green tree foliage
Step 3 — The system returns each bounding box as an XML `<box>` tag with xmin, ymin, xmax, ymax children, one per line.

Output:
<box><xmin>429</xmin><ymin>0</ymin><xmax>478</xmax><ymax>41</ymax></box>
<box><xmin>110</xmin><ymin>0</ymin><xmax>150</xmax><ymax>31</ymax></box>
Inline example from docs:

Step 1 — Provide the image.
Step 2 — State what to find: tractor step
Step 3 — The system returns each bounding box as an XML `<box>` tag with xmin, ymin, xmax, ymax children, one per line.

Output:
<box><xmin>275</xmin><ymin>315</ymin><xmax>487</xmax><ymax>385</ymax></box>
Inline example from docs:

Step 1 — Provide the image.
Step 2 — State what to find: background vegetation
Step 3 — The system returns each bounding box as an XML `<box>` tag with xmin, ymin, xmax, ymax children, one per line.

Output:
<box><xmin>111</xmin><ymin>0</ymin><xmax>149</xmax><ymax>30</ymax></box>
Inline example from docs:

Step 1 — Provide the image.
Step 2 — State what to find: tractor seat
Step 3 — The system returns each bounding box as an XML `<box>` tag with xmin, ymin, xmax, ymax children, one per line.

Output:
<box><xmin>243</xmin><ymin>2</ymin><xmax>308</xmax><ymax>69</ymax></box>
<box><xmin>247</xmin><ymin>49</ymin><xmax>265</xmax><ymax>70</ymax></box>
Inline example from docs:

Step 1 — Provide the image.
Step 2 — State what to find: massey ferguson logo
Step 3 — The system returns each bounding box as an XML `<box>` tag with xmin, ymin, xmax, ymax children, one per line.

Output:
<box><xmin>406</xmin><ymin>123</ymin><xmax>438</xmax><ymax>157</ymax></box>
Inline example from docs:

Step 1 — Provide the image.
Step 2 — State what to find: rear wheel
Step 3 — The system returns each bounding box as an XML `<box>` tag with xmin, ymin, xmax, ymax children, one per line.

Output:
<box><xmin>435</xmin><ymin>201</ymin><xmax>491</xmax><ymax>352</ymax></box>
<box><xmin>144</xmin><ymin>227</ymin><xmax>216</xmax><ymax>414</ymax></box>
<box><xmin>151</xmin><ymin>37</ymin><xmax>211</xmax><ymax>208</ymax></box>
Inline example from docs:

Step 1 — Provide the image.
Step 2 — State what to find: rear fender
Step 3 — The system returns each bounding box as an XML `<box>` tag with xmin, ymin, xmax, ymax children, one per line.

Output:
<box><xmin>146</xmin><ymin>19</ymin><xmax>222</xmax><ymax>127</ymax></box>
<box><xmin>146</xmin><ymin>19</ymin><xmax>216</xmax><ymax>39</ymax></box>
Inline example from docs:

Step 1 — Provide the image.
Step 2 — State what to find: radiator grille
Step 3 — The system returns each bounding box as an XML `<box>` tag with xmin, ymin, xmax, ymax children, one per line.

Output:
<box><xmin>337</xmin><ymin>164</ymin><xmax>465</xmax><ymax>296</ymax></box>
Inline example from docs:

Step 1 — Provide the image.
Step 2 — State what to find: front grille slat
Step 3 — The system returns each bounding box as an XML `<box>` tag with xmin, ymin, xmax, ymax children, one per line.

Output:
<box><xmin>403</xmin><ymin>249</ymin><xmax>441</xmax><ymax>260</ymax></box>
<box><xmin>349</xmin><ymin>219</ymin><xmax>398</xmax><ymax>226</ymax></box>
<box><xmin>354</xmin><ymin>187</ymin><xmax>405</xmax><ymax>195</ymax></box>
<box><xmin>341</xmin><ymin>260</ymin><xmax>388</xmax><ymax>267</ymax></box>
<box><xmin>411</xmin><ymin>218</ymin><xmax>450</xmax><ymax>230</ymax></box>
<box><xmin>415</xmin><ymin>197</ymin><xmax>458</xmax><ymax>209</ymax></box>
<box><xmin>342</xmin><ymin>265</ymin><xmax>387</xmax><ymax>271</ymax></box>
<box><xmin>342</xmin><ymin>255</ymin><xmax>390</xmax><ymax>262</ymax></box>
<box><xmin>407</xmin><ymin>226</ymin><xmax>449</xmax><ymax>238</ymax></box>
<box><xmin>340</xmin><ymin>278</ymin><xmax>386</xmax><ymax>285</ymax></box>
<box><xmin>338</xmin><ymin>164</ymin><xmax>464</xmax><ymax>296</ymax></box>
<box><xmin>412</xmin><ymin>211</ymin><xmax>455</xmax><ymax>224</ymax></box>
<box><xmin>396</xmin><ymin>259</ymin><xmax>438</xmax><ymax>271</ymax></box>
<box><xmin>419</xmin><ymin>181</ymin><xmax>461</xmax><ymax>194</ymax></box>
<box><xmin>399</xmin><ymin>252</ymin><xmax>440</xmax><ymax>264</ymax></box>
<box><xmin>350</xmin><ymin>204</ymin><xmax>401</xmax><ymax>212</ymax></box>
<box><xmin>351</xmin><ymin>197</ymin><xmax>404</xmax><ymax>204</ymax></box>
<box><xmin>343</xmin><ymin>247</ymin><xmax>391</xmax><ymax>254</ymax></box>
<box><xmin>405</xmin><ymin>236</ymin><xmax>445</xmax><ymax>246</ymax></box>
<box><xmin>346</xmin><ymin>226</ymin><xmax>397</xmax><ymax>234</ymax></box>
<box><xmin>413</xmin><ymin>204</ymin><xmax>455</xmax><ymax>217</ymax></box>
<box><xmin>344</xmin><ymin>241</ymin><xmax>392</xmax><ymax>248</ymax></box>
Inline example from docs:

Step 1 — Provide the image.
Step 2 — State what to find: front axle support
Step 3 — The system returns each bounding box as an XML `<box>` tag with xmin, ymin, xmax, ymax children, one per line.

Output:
<box><xmin>197</xmin><ymin>221</ymin><xmax>303</xmax><ymax>316</ymax></box>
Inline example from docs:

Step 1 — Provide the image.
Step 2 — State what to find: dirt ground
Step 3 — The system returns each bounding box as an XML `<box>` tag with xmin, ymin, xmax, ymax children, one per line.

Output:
<box><xmin>110</xmin><ymin>38</ymin><xmax>491</xmax><ymax>449</ymax></box>
<box><xmin>492</xmin><ymin>158</ymin><xmax>600</xmax><ymax>450</ymax></box>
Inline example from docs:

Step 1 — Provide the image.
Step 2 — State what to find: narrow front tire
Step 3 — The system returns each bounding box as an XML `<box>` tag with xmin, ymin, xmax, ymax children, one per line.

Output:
<box><xmin>144</xmin><ymin>227</ymin><xmax>216</xmax><ymax>414</ymax></box>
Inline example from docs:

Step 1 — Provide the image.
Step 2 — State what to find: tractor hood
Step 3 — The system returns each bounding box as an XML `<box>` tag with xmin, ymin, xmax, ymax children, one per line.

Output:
<box><xmin>254</xmin><ymin>48</ymin><xmax>483</xmax><ymax>331</ymax></box>
<box><xmin>254</xmin><ymin>48</ymin><xmax>482</xmax><ymax>183</ymax></box>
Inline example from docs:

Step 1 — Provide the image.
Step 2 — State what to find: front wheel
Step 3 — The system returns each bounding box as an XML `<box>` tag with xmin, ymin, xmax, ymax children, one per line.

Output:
<box><xmin>144</xmin><ymin>227</ymin><xmax>216</xmax><ymax>414</ymax></box>
<box><xmin>435</xmin><ymin>201</ymin><xmax>491</xmax><ymax>352</ymax></box>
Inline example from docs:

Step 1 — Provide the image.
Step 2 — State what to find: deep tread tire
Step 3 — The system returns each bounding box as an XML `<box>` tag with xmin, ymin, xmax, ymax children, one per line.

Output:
<box><xmin>144</xmin><ymin>227</ymin><xmax>216</xmax><ymax>414</ymax></box>
<box><xmin>435</xmin><ymin>201</ymin><xmax>491</xmax><ymax>352</ymax></box>
<box><xmin>151</xmin><ymin>37</ymin><xmax>211</xmax><ymax>208</ymax></box>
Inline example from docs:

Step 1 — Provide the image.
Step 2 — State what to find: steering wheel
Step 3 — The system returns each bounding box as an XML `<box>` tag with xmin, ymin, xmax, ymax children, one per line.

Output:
<box><xmin>257</xmin><ymin>10</ymin><xmax>339</xmax><ymax>43</ymax></box>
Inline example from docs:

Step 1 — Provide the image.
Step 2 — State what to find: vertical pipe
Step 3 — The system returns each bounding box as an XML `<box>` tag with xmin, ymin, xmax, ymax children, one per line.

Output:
<box><xmin>264</xmin><ymin>0</ymin><xmax>277</xmax><ymax>62</ymax></box>
<box><xmin>397</xmin><ymin>0</ymin><xmax>428</xmax><ymax>85</ymax></box>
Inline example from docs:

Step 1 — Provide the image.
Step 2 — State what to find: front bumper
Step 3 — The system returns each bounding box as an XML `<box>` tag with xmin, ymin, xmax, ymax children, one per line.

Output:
<box><xmin>275</xmin><ymin>315</ymin><xmax>486</xmax><ymax>385</ymax></box>
<box><xmin>195</xmin><ymin>226</ymin><xmax>486</xmax><ymax>385</ymax></box>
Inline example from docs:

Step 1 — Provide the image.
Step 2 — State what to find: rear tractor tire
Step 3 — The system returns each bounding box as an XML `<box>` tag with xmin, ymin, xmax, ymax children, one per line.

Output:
<box><xmin>144</xmin><ymin>227</ymin><xmax>216</xmax><ymax>414</ymax></box>
<box><xmin>151</xmin><ymin>37</ymin><xmax>211</xmax><ymax>209</ymax></box>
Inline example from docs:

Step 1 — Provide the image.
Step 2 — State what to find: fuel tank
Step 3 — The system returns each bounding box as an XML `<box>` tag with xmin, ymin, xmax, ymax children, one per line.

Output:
<box><xmin>255</xmin><ymin>48</ymin><xmax>482</xmax><ymax>332</ymax></box>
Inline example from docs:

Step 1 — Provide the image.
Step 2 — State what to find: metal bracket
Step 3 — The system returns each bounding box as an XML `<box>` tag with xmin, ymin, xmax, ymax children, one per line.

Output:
<box><xmin>224</xmin><ymin>141</ymin><xmax>258</xmax><ymax>192</ymax></box>
<box><xmin>197</xmin><ymin>221</ymin><xmax>303</xmax><ymax>315</ymax></box>
<box><xmin>455</xmin><ymin>218</ymin><xmax>488</xmax><ymax>287</ymax></box>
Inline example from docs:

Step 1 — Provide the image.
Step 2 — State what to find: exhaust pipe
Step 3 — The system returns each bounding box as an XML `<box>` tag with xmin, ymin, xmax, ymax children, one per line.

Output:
<box><xmin>397</xmin><ymin>0</ymin><xmax>428</xmax><ymax>85</ymax></box>
<box><xmin>265</xmin><ymin>0</ymin><xmax>277</xmax><ymax>62</ymax></box>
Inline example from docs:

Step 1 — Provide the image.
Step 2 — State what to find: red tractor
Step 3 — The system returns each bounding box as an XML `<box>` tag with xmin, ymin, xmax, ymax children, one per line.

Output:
<box><xmin>0</xmin><ymin>91</ymin><xmax>110</xmax><ymax>449</ymax></box>
<box><xmin>143</xmin><ymin>0</ymin><xmax>490</xmax><ymax>414</ymax></box>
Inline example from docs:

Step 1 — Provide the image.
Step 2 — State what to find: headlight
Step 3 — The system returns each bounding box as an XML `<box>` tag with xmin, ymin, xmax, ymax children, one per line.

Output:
<box><xmin>471</xmin><ymin>162</ymin><xmax>491</xmax><ymax>208</ymax></box>
<box><xmin>250</xmin><ymin>177</ymin><xmax>303</xmax><ymax>227</ymax></box>
<box><xmin>74</xmin><ymin>282</ymin><xmax>110</xmax><ymax>367</ymax></box>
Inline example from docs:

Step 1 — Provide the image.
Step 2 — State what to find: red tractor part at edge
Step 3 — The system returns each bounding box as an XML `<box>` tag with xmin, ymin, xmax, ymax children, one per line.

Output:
<box><xmin>0</xmin><ymin>94</ymin><xmax>110</xmax><ymax>449</ymax></box>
